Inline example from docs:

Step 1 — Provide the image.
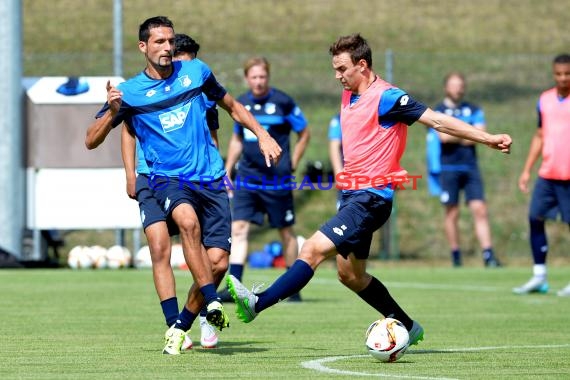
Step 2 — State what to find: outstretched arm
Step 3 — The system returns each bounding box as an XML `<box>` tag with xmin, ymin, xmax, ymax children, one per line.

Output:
<box><xmin>291</xmin><ymin>127</ymin><xmax>311</xmax><ymax>172</ymax></box>
<box><xmin>217</xmin><ymin>93</ymin><xmax>282</xmax><ymax>167</ymax></box>
<box><xmin>85</xmin><ymin>80</ymin><xmax>123</xmax><ymax>149</ymax></box>
<box><xmin>419</xmin><ymin>108</ymin><xmax>511</xmax><ymax>153</ymax></box>
<box><xmin>225</xmin><ymin>133</ymin><xmax>243</xmax><ymax>176</ymax></box>
<box><xmin>518</xmin><ymin>128</ymin><xmax>543</xmax><ymax>193</ymax></box>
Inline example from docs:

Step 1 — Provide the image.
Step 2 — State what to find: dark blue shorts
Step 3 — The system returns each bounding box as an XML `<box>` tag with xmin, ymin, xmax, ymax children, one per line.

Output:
<box><xmin>529</xmin><ymin>177</ymin><xmax>570</xmax><ymax>223</ymax></box>
<box><xmin>151</xmin><ymin>176</ymin><xmax>232</xmax><ymax>252</ymax></box>
<box><xmin>232</xmin><ymin>189</ymin><xmax>295</xmax><ymax>228</ymax></box>
<box><xmin>439</xmin><ymin>168</ymin><xmax>485</xmax><ymax>205</ymax></box>
<box><xmin>135</xmin><ymin>174</ymin><xmax>179</xmax><ymax>236</ymax></box>
<box><xmin>319</xmin><ymin>191</ymin><xmax>392</xmax><ymax>259</ymax></box>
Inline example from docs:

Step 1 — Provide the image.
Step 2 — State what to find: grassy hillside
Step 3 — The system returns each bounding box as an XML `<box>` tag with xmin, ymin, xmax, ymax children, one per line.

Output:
<box><xmin>22</xmin><ymin>0</ymin><xmax>570</xmax><ymax>263</ymax></box>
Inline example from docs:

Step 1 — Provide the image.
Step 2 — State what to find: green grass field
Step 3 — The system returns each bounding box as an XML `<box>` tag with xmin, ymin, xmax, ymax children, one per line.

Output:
<box><xmin>2</xmin><ymin>266</ymin><xmax>569</xmax><ymax>379</ymax></box>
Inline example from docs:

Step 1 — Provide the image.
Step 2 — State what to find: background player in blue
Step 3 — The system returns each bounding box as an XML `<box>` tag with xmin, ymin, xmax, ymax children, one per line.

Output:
<box><xmin>221</xmin><ymin>57</ymin><xmax>310</xmax><ymax>302</ymax></box>
<box><xmin>432</xmin><ymin>72</ymin><xmax>501</xmax><ymax>268</ymax></box>
<box><xmin>328</xmin><ymin>113</ymin><xmax>343</xmax><ymax>210</ymax></box>
<box><xmin>120</xmin><ymin>33</ymin><xmax>223</xmax><ymax>350</ymax></box>
<box><xmin>85</xmin><ymin>16</ymin><xmax>282</xmax><ymax>355</ymax></box>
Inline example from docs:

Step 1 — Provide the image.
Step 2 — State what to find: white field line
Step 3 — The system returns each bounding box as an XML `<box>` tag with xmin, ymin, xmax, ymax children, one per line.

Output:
<box><xmin>301</xmin><ymin>344</ymin><xmax>570</xmax><ymax>378</ymax></box>
<box><xmin>311</xmin><ymin>278</ymin><xmax>501</xmax><ymax>292</ymax></box>
<box><xmin>301</xmin><ymin>354</ymin><xmax>458</xmax><ymax>380</ymax></box>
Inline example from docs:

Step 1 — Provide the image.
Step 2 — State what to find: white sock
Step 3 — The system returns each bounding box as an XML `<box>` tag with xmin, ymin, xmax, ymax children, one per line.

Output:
<box><xmin>532</xmin><ymin>264</ymin><xmax>547</xmax><ymax>280</ymax></box>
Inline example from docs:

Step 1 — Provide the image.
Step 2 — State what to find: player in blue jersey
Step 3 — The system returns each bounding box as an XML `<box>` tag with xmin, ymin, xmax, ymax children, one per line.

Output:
<box><xmin>220</xmin><ymin>57</ymin><xmax>310</xmax><ymax>302</ymax></box>
<box><xmin>85</xmin><ymin>16</ymin><xmax>281</xmax><ymax>355</ymax></box>
<box><xmin>432</xmin><ymin>72</ymin><xmax>501</xmax><ymax>267</ymax></box>
<box><xmin>120</xmin><ymin>33</ymin><xmax>223</xmax><ymax>350</ymax></box>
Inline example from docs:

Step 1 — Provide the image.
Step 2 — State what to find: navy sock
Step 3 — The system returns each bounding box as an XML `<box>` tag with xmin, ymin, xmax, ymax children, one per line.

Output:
<box><xmin>199</xmin><ymin>308</ymin><xmax>207</xmax><ymax>318</ymax></box>
<box><xmin>357</xmin><ymin>276</ymin><xmax>413</xmax><ymax>330</ymax></box>
<box><xmin>482</xmin><ymin>248</ymin><xmax>495</xmax><ymax>261</ymax></box>
<box><xmin>256</xmin><ymin>260</ymin><xmax>314</xmax><ymax>312</ymax></box>
<box><xmin>174</xmin><ymin>306</ymin><xmax>197</xmax><ymax>331</ymax></box>
<box><xmin>530</xmin><ymin>218</ymin><xmax>547</xmax><ymax>264</ymax></box>
<box><xmin>160</xmin><ymin>297</ymin><xmax>179</xmax><ymax>327</ymax></box>
<box><xmin>451</xmin><ymin>249</ymin><xmax>462</xmax><ymax>266</ymax></box>
<box><xmin>229</xmin><ymin>264</ymin><xmax>244</xmax><ymax>281</ymax></box>
<box><xmin>200</xmin><ymin>283</ymin><xmax>219</xmax><ymax>305</ymax></box>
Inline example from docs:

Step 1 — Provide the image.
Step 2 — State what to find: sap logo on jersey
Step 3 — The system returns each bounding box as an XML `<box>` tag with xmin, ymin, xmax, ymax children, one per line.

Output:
<box><xmin>159</xmin><ymin>103</ymin><xmax>191</xmax><ymax>133</ymax></box>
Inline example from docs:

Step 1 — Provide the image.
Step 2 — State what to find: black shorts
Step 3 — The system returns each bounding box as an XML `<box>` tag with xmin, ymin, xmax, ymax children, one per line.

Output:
<box><xmin>529</xmin><ymin>177</ymin><xmax>570</xmax><ymax>223</ymax></box>
<box><xmin>151</xmin><ymin>176</ymin><xmax>232</xmax><ymax>251</ymax></box>
<box><xmin>319</xmin><ymin>191</ymin><xmax>392</xmax><ymax>259</ymax></box>
<box><xmin>439</xmin><ymin>168</ymin><xmax>485</xmax><ymax>205</ymax></box>
<box><xmin>232</xmin><ymin>188</ymin><xmax>295</xmax><ymax>228</ymax></box>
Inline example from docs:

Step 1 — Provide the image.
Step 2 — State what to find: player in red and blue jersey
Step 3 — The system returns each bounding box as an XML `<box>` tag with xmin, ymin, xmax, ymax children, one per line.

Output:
<box><xmin>432</xmin><ymin>72</ymin><xmax>501</xmax><ymax>267</ymax></box>
<box><xmin>227</xmin><ymin>34</ymin><xmax>511</xmax><ymax>346</ymax></box>
<box><xmin>222</xmin><ymin>57</ymin><xmax>310</xmax><ymax>302</ymax></box>
<box><xmin>86</xmin><ymin>16</ymin><xmax>281</xmax><ymax>355</ymax></box>
<box><xmin>514</xmin><ymin>53</ymin><xmax>570</xmax><ymax>297</ymax></box>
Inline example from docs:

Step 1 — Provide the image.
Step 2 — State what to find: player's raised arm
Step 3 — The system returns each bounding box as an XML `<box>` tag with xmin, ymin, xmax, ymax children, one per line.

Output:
<box><xmin>419</xmin><ymin>108</ymin><xmax>512</xmax><ymax>154</ymax></box>
<box><xmin>85</xmin><ymin>80</ymin><xmax>123</xmax><ymax>150</ymax></box>
<box><xmin>217</xmin><ymin>92</ymin><xmax>282</xmax><ymax>167</ymax></box>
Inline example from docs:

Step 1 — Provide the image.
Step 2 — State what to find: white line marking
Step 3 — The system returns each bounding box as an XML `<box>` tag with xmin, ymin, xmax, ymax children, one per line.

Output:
<box><xmin>301</xmin><ymin>355</ymin><xmax>457</xmax><ymax>380</ymax></box>
<box><xmin>311</xmin><ymin>278</ymin><xmax>501</xmax><ymax>292</ymax></box>
<box><xmin>411</xmin><ymin>343</ymin><xmax>570</xmax><ymax>353</ymax></box>
<box><xmin>301</xmin><ymin>344</ymin><xmax>570</xmax><ymax>378</ymax></box>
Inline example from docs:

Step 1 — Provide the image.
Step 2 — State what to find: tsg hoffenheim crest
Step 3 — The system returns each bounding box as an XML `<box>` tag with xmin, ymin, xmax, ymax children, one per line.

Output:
<box><xmin>178</xmin><ymin>75</ymin><xmax>191</xmax><ymax>88</ymax></box>
<box><xmin>265</xmin><ymin>102</ymin><xmax>276</xmax><ymax>115</ymax></box>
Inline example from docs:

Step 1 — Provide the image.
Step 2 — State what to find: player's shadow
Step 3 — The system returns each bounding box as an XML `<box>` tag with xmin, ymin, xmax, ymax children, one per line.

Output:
<box><xmin>195</xmin><ymin>340</ymin><xmax>269</xmax><ymax>355</ymax></box>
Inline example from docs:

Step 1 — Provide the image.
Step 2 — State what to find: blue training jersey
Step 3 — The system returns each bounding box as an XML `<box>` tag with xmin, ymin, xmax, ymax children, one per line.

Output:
<box><xmin>328</xmin><ymin>113</ymin><xmax>342</xmax><ymax>141</ymax></box>
<box><xmin>233</xmin><ymin>88</ymin><xmax>308</xmax><ymax>183</ymax></box>
<box><xmin>96</xmin><ymin>59</ymin><xmax>227</xmax><ymax>180</ymax></box>
<box><xmin>135</xmin><ymin>94</ymin><xmax>219</xmax><ymax>175</ymax></box>
<box><xmin>433</xmin><ymin>101</ymin><xmax>485</xmax><ymax>170</ymax></box>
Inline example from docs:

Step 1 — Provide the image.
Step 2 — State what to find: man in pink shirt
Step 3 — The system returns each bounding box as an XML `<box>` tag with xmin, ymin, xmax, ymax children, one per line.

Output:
<box><xmin>226</xmin><ymin>34</ymin><xmax>512</xmax><ymax>346</ymax></box>
<box><xmin>513</xmin><ymin>54</ymin><xmax>570</xmax><ymax>296</ymax></box>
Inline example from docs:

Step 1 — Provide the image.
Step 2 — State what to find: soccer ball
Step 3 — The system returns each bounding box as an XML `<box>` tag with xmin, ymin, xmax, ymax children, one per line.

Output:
<box><xmin>365</xmin><ymin>318</ymin><xmax>410</xmax><ymax>362</ymax></box>
<box><xmin>67</xmin><ymin>245</ymin><xmax>91</xmax><ymax>269</ymax></box>
<box><xmin>170</xmin><ymin>243</ymin><xmax>186</xmax><ymax>269</ymax></box>
<box><xmin>90</xmin><ymin>245</ymin><xmax>109</xmax><ymax>269</ymax></box>
<box><xmin>134</xmin><ymin>245</ymin><xmax>153</xmax><ymax>269</ymax></box>
<box><xmin>106</xmin><ymin>245</ymin><xmax>131</xmax><ymax>269</ymax></box>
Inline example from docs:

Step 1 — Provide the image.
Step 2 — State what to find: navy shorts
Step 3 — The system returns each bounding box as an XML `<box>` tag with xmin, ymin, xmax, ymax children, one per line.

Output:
<box><xmin>151</xmin><ymin>176</ymin><xmax>232</xmax><ymax>252</ymax></box>
<box><xmin>529</xmin><ymin>177</ymin><xmax>570</xmax><ymax>223</ymax></box>
<box><xmin>439</xmin><ymin>168</ymin><xmax>485</xmax><ymax>205</ymax></box>
<box><xmin>320</xmin><ymin>191</ymin><xmax>392</xmax><ymax>259</ymax></box>
<box><xmin>232</xmin><ymin>189</ymin><xmax>295</xmax><ymax>228</ymax></box>
<box><xmin>135</xmin><ymin>174</ymin><xmax>179</xmax><ymax>236</ymax></box>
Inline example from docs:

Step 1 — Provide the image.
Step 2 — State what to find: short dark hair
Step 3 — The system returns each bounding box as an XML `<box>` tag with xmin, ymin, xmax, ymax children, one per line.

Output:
<box><xmin>138</xmin><ymin>16</ymin><xmax>173</xmax><ymax>42</ymax></box>
<box><xmin>329</xmin><ymin>33</ymin><xmax>373</xmax><ymax>68</ymax></box>
<box><xmin>174</xmin><ymin>34</ymin><xmax>200</xmax><ymax>56</ymax></box>
<box><xmin>553</xmin><ymin>54</ymin><xmax>570</xmax><ymax>65</ymax></box>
